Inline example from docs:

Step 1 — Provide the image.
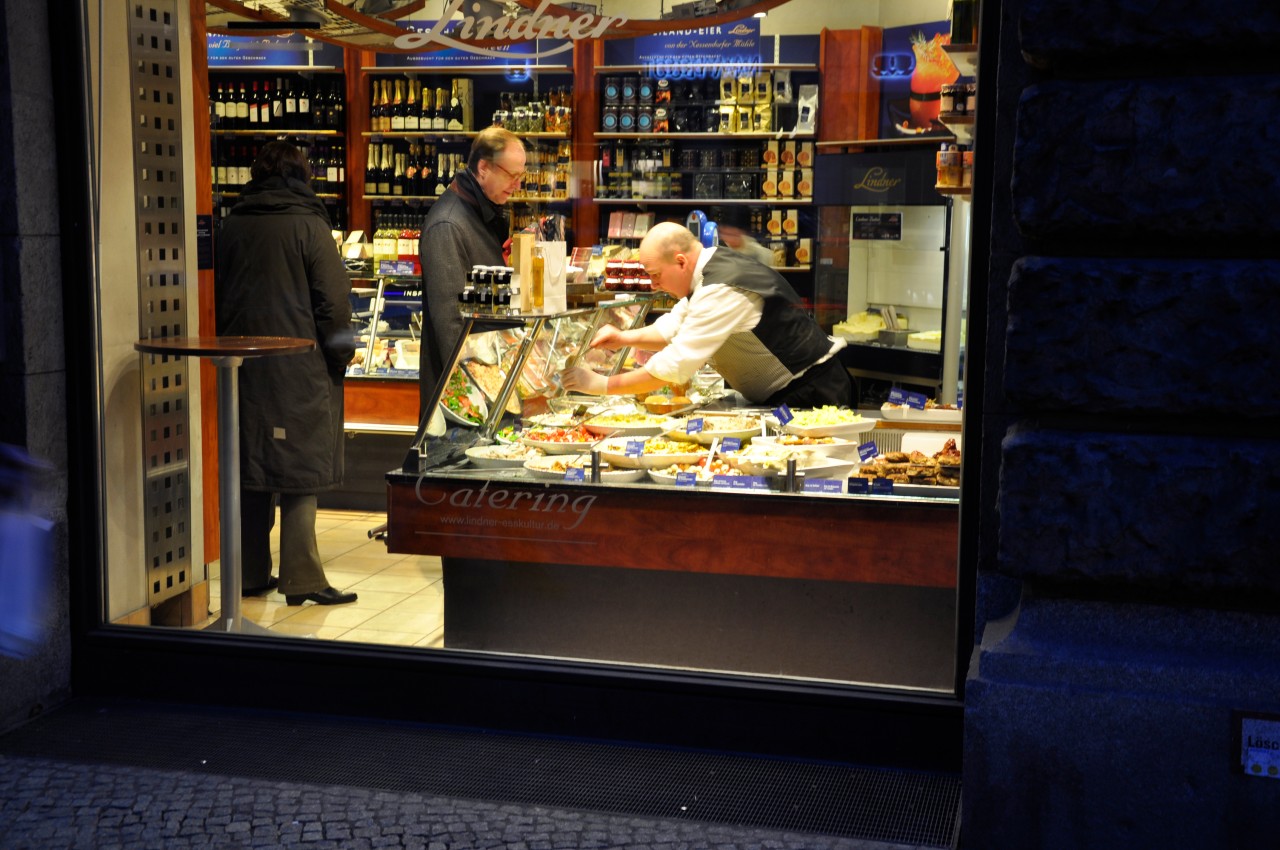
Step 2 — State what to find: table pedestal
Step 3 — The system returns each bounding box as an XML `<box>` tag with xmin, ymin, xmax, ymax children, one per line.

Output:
<box><xmin>135</xmin><ymin>336</ymin><xmax>317</xmax><ymax>635</ymax></box>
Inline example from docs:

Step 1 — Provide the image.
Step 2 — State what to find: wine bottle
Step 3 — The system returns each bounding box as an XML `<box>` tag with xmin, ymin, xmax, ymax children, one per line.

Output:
<box><xmin>284</xmin><ymin>77</ymin><xmax>298</xmax><ymax>129</ymax></box>
<box><xmin>447</xmin><ymin>79</ymin><xmax>464</xmax><ymax>131</ymax></box>
<box><xmin>272</xmin><ymin>76</ymin><xmax>285</xmax><ymax>124</ymax></box>
<box><xmin>214</xmin><ymin>144</ymin><xmax>227</xmax><ymax>190</ymax></box>
<box><xmin>259</xmin><ymin>80</ymin><xmax>273</xmax><ymax>128</ymax></box>
<box><xmin>420</xmin><ymin>83</ymin><xmax>435</xmax><ymax>130</ymax></box>
<box><xmin>326</xmin><ymin>141</ymin><xmax>341</xmax><ymax>191</ymax></box>
<box><xmin>392</xmin><ymin>152</ymin><xmax>406</xmax><ymax>195</ymax></box>
<box><xmin>327</xmin><ymin>81</ymin><xmax>344</xmax><ymax>131</ymax></box>
<box><xmin>377</xmin><ymin>144</ymin><xmax>393</xmax><ymax>195</ymax></box>
<box><xmin>298</xmin><ymin>77</ymin><xmax>312</xmax><ymax>126</ymax></box>
<box><xmin>404</xmin><ymin>80</ymin><xmax>419</xmax><ymax>132</ymax></box>
<box><xmin>432</xmin><ymin>87</ymin><xmax>448</xmax><ymax>131</ymax></box>
<box><xmin>364</xmin><ymin>142</ymin><xmax>379</xmax><ymax>196</ymax></box>
<box><xmin>234</xmin><ymin>83</ymin><xmax>249</xmax><ymax>129</ymax></box>
<box><xmin>435</xmin><ymin>151</ymin><xmax>448</xmax><ymax>195</ymax></box>
<box><xmin>388</xmin><ymin>79</ymin><xmax>404</xmax><ymax>131</ymax></box>
<box><xmin>211</xmin><ymin>82</ymin><xmax>225</xmax><ymax>129</ymax></box>
<box><xmin>312</xmin><ymin>79</ymin><xmax>325</xmax><ymax>129</ymax></box>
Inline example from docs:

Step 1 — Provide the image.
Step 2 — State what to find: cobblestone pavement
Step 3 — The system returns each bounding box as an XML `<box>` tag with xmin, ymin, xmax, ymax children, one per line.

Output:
<box><xmin>0</xmin><ymin>755</ymin><xmax>926</xmax><ymax>850</ymax></box>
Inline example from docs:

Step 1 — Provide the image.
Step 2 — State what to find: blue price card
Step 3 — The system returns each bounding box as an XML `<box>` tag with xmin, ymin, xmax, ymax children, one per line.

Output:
<box><xmin>721</xmin><ymin>437</ymin><xmax>742</xmax><ymax>452</ymax></box>
<box><xmin>674</xmin><ymin>471</ymin><xmax>697</xmax><ymax>487</ymax></box>
<box><xmin>803</xmin><ymin>478</ymin><xmax>844</xmax><ymax>494</ymax></box>
<box><xmin>858</xmin><ymin>441</ymin><xmax>879</xmax><ymax>461</ymax></box>
<box><xmin>625</xmin><ymin>439</ymin><xmax>645</xmax><ymax>457</ymax></box>
<box><xmin>773</xmin><ymin>403</ymin><xmax>793</xmax><ymax>425</ymax></box>
<box><xmin>848</xmin><ymin>477</ymin><xmax>871</xmax><ymax>494</ymax></box>
<box><xmin>871</xmin><ymin>478</ymin><xmax>894</xmax><ymax>495</ymax></box>
<box><xmin>685</xmin><ymin>417</ymin><xmax>704</xmax><ymax>434</ymax></box>
<box><xmin>730</xmin><ymin>476</ymin><xmax>770</xmax><ymax>491</ymax></box>
<box><xmin>905</xmin><ymin>390</ymin><xmax>929</xmax><ymax>410</ymax></box>
<box><xmin>887</xmin><ymin>387</ymin><xmax>908</xmax><ymax>405</ymax></box>
<box><xmin>711</xmin><ymin>475</ymin><xmax>736</xmax><ymax>489</ymax></box>
<box><xmin>956</xmin><ymin>389</ymin><xmax>963</xmax><ymax>409</ymax></box>
<box><xmin>562</xmin><ymin>467</ymin><xmax>585</xmax><ymax>482</ymax></box>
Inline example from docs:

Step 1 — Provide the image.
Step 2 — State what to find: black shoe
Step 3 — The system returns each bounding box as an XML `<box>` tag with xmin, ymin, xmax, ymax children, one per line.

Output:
<box><xmin>242</xmin><ymin>576</ymin><xmax>278</xmax><ymax>597</ymax></box>
<box><xmin>285</xmin><ymin>586</ymin><xmax>357</xmax><ymax>606</ymax></box>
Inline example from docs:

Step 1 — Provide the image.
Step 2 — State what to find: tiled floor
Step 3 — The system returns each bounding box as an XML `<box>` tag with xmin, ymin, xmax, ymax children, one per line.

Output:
<box><xmin>202</xmin><ymin>509</ymin><xmax>445</xmax><ymax>648</ymax></box>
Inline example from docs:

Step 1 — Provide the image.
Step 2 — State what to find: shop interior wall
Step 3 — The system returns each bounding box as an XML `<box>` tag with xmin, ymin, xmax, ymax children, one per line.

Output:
<box><xmin>92</xmin><ymin>0</ymin><xmax>207</xmax><ymax>624</ymax></box>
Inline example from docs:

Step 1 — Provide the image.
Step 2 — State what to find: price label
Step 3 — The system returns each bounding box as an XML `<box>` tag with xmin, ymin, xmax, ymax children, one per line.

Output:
<box><xmin>562</xmin><ymin>467</ymin><xmax>585</xmax><ymax>482</ymax></box>
<box><xmin>773</xmin><ymin>403</ymin><xmax>793</xmax><ymax>425</ymax></box>
<box><xmin>729</xmin><ymin>476</ymin><xmax>770</xmax><ymax>491</ymax></box>
<box><xmin>858</xmin><ymin>441</ymin><xmax>879</xmax><ymax>461</ymax></box>
<box><xmin>674</xmin><ymin>471</ymin><xmax>697</xmax><ymax>487</ymax></box>
<box><xmin>848</xmin><ymin>477</ymin><xmax>870</xmax><ymax>494</ymax></box>
<box><xmin>887</xmin><ymin>388</ymin><xmax>908</xmax><ymax>406</ymax></box>
<box><xmin>871</xmin><ymin>478</ymin><xmax>894</xmax><ymax>495</ymax></box>
<box><xmin>685</xmin><ymin>417</ymin><xmax>704</xmax><ymax>434</ymax></box>
<box><xmin>803</xmin><ymin>478</ymin><xmax>844</xmax><ymax>494</ymax></box>
<box><xmin>711</xmin><ymin>475</ymin><xmax>736</xmax><ymax>489</ymax></box>
<box><xmin>721</xmin><ymin>437</ymin><xmax>742</xmax><ymax>452</ymax></box>
<box><xmin>625</xmin><ymin>440</ymin><xmax>645</xmax><ymax>457</ymax></box>
<box><xmin>904</xmin><ymin>390</ymin><xmax>928</xmax><ymax>410</ymax></box>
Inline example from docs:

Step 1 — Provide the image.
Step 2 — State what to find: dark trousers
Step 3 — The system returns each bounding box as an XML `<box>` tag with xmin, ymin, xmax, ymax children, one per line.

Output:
<box><xmin>240</xmin><ymin>491</ymin><xmax>329</xmax><ymax>596</ymax></box>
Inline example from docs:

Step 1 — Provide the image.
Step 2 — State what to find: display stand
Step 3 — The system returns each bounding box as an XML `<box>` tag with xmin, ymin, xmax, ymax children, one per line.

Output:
<box><xmin>134</xmin><ymin>336</ymin><xmax>316</xmax><ymax>634</ymax></box>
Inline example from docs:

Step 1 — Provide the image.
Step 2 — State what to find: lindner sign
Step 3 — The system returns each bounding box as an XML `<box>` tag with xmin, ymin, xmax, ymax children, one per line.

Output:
<box><xmin>392</xmin><ymin>0</ymin><xmax>629</xmax><ymax>60</ymax></box>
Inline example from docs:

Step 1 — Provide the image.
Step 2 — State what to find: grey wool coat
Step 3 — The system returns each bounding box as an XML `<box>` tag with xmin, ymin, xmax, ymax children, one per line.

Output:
<box><xmin>215</xmin><ymin>176</ymin><xmax>355</xmax><ymax>494</ymax></box>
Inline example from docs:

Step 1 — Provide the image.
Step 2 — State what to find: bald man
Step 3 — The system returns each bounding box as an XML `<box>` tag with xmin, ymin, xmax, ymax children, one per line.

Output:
<box><xmin>560</xmin><ymin>221</ymin><xmax>851</xmax><ymax>408</ymax></box>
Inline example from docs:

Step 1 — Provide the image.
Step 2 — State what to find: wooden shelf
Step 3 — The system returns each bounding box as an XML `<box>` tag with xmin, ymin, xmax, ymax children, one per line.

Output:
<box><xmin>593</xmin><ymin>197</ymin><xmax>811</xmax><ymax>206</ymax></box>
<box><xmin>363</xmin><ymin>131</ymin><xmax>567</xmax><ymax>139</ymax></box>
<box><xmin>363</xmin><ymin>194</ymin><xmax>569</xmax><ymax>203</ymax></box>
<box><xmin>595</xmin><ymin>64</ymin><xmax>817</xmax><ymax>73</ymax></box>
<box><xmin>596</xmin><ymin>132</ymin><xmax>815</xmax><ymax>141</ymax></box>
<box><xmin>817</xmin><ymin>136</ymin><xmax>955</xmax><ymax>150</ymax></box>
<box><xmin>361</xmin><ymin>65</ymin><xmax>572</xmax><ymax>74</ymax></box>
<box><xmin>934</xmin><ymin>185</ymin><xmax>971</xmax><ymax>199</ymax></box>
<box><xmin>212</xmin><ymin>129</ymin><xmax>342</xmax><ymax>136</ymax></box>
<box><xmin>942</xmin><ymin>44</ymin><xmax>978</xmax><ymax>77</ymax></box>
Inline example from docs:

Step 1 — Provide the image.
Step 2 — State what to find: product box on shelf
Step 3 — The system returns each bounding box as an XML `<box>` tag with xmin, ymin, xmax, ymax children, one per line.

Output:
<box><xmin>762</xmin><ymin>169</ymin><xmax>779</xmax><ymax>199</ymax></box>
<box><xmin>777</xmin><ymin>170</ymin><xmax>795</xmax><ymax>198</ymax></box>
<box><xmin>798</xmin><ymin>168</ymin><xmax>814</xmax><ymax>199</ymax></box>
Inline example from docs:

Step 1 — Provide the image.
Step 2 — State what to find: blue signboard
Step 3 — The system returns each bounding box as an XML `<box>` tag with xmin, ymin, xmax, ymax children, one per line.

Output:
<box><xmin>632</xmin><ymin>18</ymin><xmax>760</xmax><ymax>75</ymax></box>
<box><xmin>207</xmin><ymin>33</ymin><xmax>343</xmax><ymax>69</ymax></box>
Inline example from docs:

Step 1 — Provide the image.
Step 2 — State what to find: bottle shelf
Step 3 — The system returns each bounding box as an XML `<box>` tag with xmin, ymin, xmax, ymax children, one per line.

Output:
<box><xmin>215</xmin><ymin>191</ymin><xmax>344</xmax><ymax>199</ymax></box>
<box><xmin>212</xmin><ymin>129</ymin><xmax>343</xmax><ymax>136</ymax></box>
<box><xmin>593</xmin><ymin>197</ymin><xmax>812</xmax><ymax>206</ymax></box>
<box><xmin>934</xmin><ymin>185</ymin><xmax>972</xmax><ymax>200</ymax></box>
<box><xmin>363</xmin><ymin>130</ymin><xmax>568</xmax><ymax>140</ymax></box>
<box><xmin>594</xmin><ymin>64</ymin><xmax>817</xmax><ymax>74</ymax></box>
<box><xmin>364</xmin><ymin>194</ymin><xmax>570</xmax><ymax>203</ymax></box>
<box><xmin>596</xmin><ymin>132</ymin><xmax>816</xmax><ymax>141</ymax></box>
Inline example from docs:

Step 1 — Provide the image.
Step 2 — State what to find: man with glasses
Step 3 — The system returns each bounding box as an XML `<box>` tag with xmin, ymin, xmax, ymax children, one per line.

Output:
<box><xmin>417</xmin><ymin>127</ymin><xmax>527</xmax><ymax>412</ymax></box>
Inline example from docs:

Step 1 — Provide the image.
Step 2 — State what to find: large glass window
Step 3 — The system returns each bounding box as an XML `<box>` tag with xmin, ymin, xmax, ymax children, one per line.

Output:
<box><xmin>89</xmin><ymin>0</ymin><xmax>979</xmax><ymax>697</ymax></box>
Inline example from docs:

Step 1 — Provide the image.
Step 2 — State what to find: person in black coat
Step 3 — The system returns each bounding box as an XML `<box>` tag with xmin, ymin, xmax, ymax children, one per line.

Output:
<box><xmin>215</xmin><ymin>141</ymin><xmax>358</xmax><ymax>607</ymax></box>
<box><xmin>417</xmin><ymin>127</ymin><xmax>526</xmax><ymax>413</ymax></box>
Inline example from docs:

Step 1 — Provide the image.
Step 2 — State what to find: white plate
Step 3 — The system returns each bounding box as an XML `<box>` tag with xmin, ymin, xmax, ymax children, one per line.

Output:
<box><xmin>732</xmin><ymin>455</ymin><xmax>860</xmax><ymax>480</ymax></box>
<box><xmin>662</xmin><ymin>414</ymin><xmax>764</xmax><ymax>446</ymax></box>
<box><xmin>879</xmin><ymin>403</ymin><xmax>963</xmax><ymax>423</ymax></box>
<box><xmin>465</xmin><ymin>444</ymin><xmax>545</xmax><ymax>469</ymax></box>
<box><xmin>781</xmin><ymin>417</ymin><xmax>877</xmax><ymax>438</ymax></box>
<box><xmin>582</xmin><ymin>413</ymin><xmax>674</xmax><ymax>438</ymax></box>
<box><xmin>596</xmin><ymin>436</ymin><xmax>707</xmax><ymax>470</ymax></box>
<box><xmin>750</xmin><ymin>434</ymin><xmax>863</xmax><ymax>458</ymax></box>
<box><xmin>520</xmin><ymin>434</ymin><xmax>602</xmax><ymax>456</ymax></box>
<box><xmin>523</xmin><ymin>455</ymin><xmax>647</xmax><ymax>483</ymax></box>
<box><xmin>439</xmin><ymin>369</ymin><xmax>488</xmax><ymax>428</ymax></box>
<box><xmin>647</xmin><ymin>467</ymin><xmax>715</xmax><ymax>486</ymax></box>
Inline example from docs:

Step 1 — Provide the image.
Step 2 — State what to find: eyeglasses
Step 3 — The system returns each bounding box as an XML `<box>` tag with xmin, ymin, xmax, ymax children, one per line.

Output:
<box><xmin>488</xmin><ymin>160</ymin><xmax>527</xmax><ymax>185</ymax></box>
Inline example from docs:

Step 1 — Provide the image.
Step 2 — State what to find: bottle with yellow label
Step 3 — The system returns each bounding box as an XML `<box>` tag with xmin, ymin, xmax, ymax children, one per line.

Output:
<box><xmin>530</xmin><ymin>245</ymin><xmax>545</xmax><ymax>310</ymax></box>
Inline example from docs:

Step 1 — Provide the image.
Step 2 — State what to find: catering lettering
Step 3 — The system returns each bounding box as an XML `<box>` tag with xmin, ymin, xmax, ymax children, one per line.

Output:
<box><xmin>852</xmin><ymin>168</ymin><xmax>903</xmax><ymax>192</ymax></box>
<box><xmin>393</xmin><ymin>0</ymin><xmax>629</xmax><ymax>58</ymax></box>
<box><xmin>414</xmin><ymin>476</ymin><xmax>597</xmax><ymax>531</ymax></box>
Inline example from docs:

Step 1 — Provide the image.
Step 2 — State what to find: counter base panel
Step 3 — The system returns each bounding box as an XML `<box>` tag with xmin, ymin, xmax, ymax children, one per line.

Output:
<box><xmin>442</xmin><ymin>558</ymin><xmax>956</xmax><ymax>690</ymax></box>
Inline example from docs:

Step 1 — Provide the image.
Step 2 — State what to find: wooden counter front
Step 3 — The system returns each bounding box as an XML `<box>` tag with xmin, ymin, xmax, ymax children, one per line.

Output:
<box><xmin>386</xmin><ymin>473</ymin><xmax>958</xmax><ymax>589</ymax></box>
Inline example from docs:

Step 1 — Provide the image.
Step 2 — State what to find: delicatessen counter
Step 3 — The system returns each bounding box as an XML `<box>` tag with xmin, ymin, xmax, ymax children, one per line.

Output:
<box><xmin>383</xmin><ymin>298</ymin><xmax>963</xmax><ymax>686</ymax></box>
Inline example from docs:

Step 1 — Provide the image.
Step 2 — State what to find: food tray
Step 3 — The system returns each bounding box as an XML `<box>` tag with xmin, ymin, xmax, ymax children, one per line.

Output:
<box><xmin>730</xmin><ymin>454</ymin><xmax>859</xmax><ymax>480</ymax></box>
<box><xmin>750</xmin><ymin>434</ymin><xmax>862</xmax><ymax>458</ymax></box>
<box><xmin>879</xmin><ymin>404</ymin><xmax>963</xmax><ymax>423</ymax></box>
<box><xmin>781</xmin><ymin>418</ymin><xmax>877</xmax><ymax>439</ymax></box>
<box><xmin>524</xmin><ymin>455</ymin><xmax>647</xmax><ymax>483</ymax></box>
<box><xmin>662</xmin><ymin>414</ymin><xmax>764</xmax><ymax>446</ymax></box>
<box><xmin>596</xmin><ymin>437</ymin><xmax>707</xmax><ymax>469</ymax></box>
<box><xmin>465</xmin><ymin>444</ymin><xmax>545</xmax><ymax>469</ymax></box>
<box><xmin>582</xmin><ymin>412</ymin><xmax>674</xmax><ymax>437</ymax></box>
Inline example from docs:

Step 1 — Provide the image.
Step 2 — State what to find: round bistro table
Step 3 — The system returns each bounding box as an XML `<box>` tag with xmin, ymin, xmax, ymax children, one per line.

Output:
<box><xmin>134</xmin><ymin>336</ymin><xmax>317</xmax><ymax>634</ymax></box>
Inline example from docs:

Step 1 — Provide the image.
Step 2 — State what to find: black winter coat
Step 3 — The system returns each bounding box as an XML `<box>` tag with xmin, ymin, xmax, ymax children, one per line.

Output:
<box><xmin>417</xmin><ymin>168</ymin><xmax>509</xmax><ymax>410</ymax></box>
<box><xmin>215</xmin><ymin>176</ymin><xmax>355</xmax><ymax>493</ymax></box>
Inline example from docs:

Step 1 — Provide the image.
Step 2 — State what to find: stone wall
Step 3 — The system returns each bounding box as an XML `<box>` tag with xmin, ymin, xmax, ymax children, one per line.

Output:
<box><xmin>0</xmin><ymin>0</ymin><xmax>73</xmax><ymax>732</ymax></box>
<box><xmin>962</xmin><ymin>1</ymin><xmax>1280</xmax><ymax>847</ymax></box>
